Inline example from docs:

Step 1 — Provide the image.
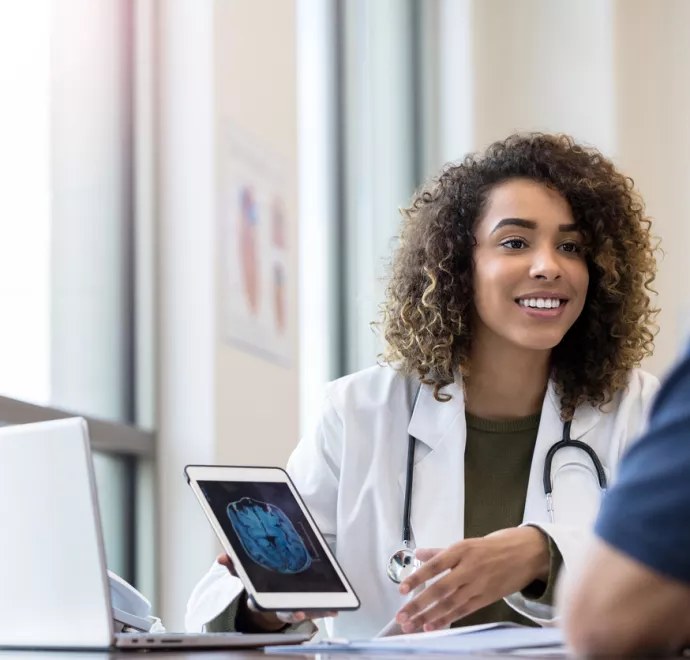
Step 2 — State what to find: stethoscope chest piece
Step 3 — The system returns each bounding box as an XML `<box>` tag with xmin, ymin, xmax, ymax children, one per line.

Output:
<box><xmin>387</xmin><ymin>547</ymin><xmax>420</xmax><ymax>584</ymax></box>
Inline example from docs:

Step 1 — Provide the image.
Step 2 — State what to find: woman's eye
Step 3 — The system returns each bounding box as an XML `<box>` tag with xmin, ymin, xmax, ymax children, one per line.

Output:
<box><xmin>501</xmin><ymin>238</ymin><xmax>526</xmax><ymax>250</ymax></box>
<box><xmin>559</xmin><ymin>242</ymin><xmax>582</xmax><ymax>254</ymax></box>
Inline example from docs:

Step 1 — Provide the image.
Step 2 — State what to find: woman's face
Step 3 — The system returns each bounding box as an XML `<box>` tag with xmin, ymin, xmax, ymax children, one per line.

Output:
<box><xmin>471</xmin><ymin>178</ymin><xmax>589</xmax><ymax>353</ymax></box>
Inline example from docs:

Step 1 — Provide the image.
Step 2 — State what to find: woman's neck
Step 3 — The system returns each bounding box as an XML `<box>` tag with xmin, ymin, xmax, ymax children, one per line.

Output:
<box><xmin>463</xmin><ymin>333</ymin><xmax>551</xmax><ymax>421</ymax></box>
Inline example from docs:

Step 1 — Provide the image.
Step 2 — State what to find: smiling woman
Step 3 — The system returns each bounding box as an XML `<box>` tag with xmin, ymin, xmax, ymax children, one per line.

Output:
<box><xmin>383</xmin><ymin>134</ymin><xmax>657</xmax><ymax>419</ymax></box>
<box><xmin>186</xmin><ymin>133</ymin><xmax>661</xmax><ymax>640</ymax></box>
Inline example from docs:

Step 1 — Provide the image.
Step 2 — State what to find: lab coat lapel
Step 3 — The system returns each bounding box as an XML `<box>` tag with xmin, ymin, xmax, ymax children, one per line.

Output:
<box><xmin>400</xmin><ymin>380</ymin><xmax>467</xmax><ymax>551</ymax></box>
<box><xmin>522</xmin><ymin>381</ymin><xmax>602</xmax><ymax>524</ymax></box>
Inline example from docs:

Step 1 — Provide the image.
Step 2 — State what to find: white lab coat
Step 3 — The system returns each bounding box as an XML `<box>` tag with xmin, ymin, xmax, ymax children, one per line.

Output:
<box><xmin>186</xmin><ymin>364</ymin><xmax>659</xmax><ymax>639</ymax></box>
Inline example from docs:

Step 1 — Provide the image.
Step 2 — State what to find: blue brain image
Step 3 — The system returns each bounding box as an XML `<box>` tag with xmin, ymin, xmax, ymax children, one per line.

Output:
<box><xmin>227</xmin><ymin>497</ymin><xmax>312</xmax><ymax>574</ymax></box>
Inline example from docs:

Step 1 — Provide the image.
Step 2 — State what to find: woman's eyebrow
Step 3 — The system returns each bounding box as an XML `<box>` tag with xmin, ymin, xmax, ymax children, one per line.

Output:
<box><xmin>490</xmin><ymin>218</ymin><xmax>536</xmax><ymax>234</ymax></box>
<box><xmin>489</xmin><ymin>218</ymin><xmax>580</xmax><ymax>234</ymax></box>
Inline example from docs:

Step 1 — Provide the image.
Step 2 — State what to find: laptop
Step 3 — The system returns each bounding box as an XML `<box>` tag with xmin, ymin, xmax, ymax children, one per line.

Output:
<box><xmin>0</xmin><ymin>418</ymin><xmax>311</xmax><ymax>650</ymax></box>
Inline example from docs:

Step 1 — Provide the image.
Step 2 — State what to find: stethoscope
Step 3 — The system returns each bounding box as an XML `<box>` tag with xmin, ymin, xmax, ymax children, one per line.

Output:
<box><xmin>386</xmin><ymin>387</ymin><xmax>608</xmax><ymax>584</ymax></box>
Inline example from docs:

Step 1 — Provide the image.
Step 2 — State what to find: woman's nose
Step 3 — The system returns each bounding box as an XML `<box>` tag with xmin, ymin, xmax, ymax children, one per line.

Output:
<box><xmin>529</xmin><ymin>248</ymin><xmax>562</xmax><ymax>280</ymax></box>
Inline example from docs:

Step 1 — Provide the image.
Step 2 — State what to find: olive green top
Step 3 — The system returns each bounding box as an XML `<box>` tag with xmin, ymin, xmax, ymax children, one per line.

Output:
<box><xmin>452</xmin><ymin>411</ymin><xmax>561</xmax><ymax>628</ymax></box>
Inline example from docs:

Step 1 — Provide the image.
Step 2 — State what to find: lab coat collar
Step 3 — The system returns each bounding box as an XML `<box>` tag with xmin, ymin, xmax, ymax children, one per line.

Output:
<box><xmin>402</xmin><ymin>378</ymin><xmax>467</xmax><ymax>550</ymax></box>
<box><xmin>544</xmin><ymin>379</ymin><xmax>602</xmax><ymax>439</ymax></box>
<box><xmin>406</xmin><ymin>379</ymin><xmax>465</xmax><ymax>452</ymax></box>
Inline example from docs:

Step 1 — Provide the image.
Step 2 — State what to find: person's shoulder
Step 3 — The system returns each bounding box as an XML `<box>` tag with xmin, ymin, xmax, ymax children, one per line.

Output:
<box><xmin>625</xmin><ymin>367</ymin><xmax>661</xmax><ymax>401</ymax></box>
<box><xmin>601</xmin><ymin>368</ymin><xmax>659</xmax><ymax>415</ymax></box>
<box><xmin>324</xmin><ymin>363</ymin><xmax>411</xmax><ymax>415</ymax></box>
<box><xmin>593</xmin><ymin>370</ymin><xmax>659</xmax><ymax>447</ymax></box>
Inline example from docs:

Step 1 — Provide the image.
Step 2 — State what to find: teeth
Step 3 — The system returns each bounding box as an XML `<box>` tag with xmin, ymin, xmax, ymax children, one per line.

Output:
<box><xmin>519</xmin><ymin>298</ymin><xmax>562</xmax><ymax>309</ymax></box>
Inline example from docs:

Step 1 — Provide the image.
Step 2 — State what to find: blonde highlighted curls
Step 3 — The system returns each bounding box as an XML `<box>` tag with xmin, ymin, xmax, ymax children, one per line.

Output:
<box><xmin>381</xmin><ymin>133</ymin><xmax>658</xmax><ymax>419</ymax></box>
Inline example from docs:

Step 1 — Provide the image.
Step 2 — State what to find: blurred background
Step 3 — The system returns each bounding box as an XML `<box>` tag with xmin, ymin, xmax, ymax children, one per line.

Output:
<box><xmin>1</xmin><ymin>0</ymin><xmax>690</xmax><ymax>631</ymax></box>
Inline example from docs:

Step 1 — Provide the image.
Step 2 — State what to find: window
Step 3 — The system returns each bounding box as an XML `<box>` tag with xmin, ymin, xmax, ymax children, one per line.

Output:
<box><xmin>0</xmin><ymin>1</ymin><xmax>155</xmax><ymax>600</ymax></box>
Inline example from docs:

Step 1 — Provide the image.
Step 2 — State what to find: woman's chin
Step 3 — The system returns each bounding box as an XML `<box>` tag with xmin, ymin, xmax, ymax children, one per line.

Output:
<box><xmin>509</xmin><ymin>330</ymin><xmax>567</xmax><ymax>353</ymax></box>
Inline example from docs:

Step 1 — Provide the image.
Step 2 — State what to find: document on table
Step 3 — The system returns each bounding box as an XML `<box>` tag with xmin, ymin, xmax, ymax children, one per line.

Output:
<box><xmin>264</xmin><ymin>622</ymin><xmax>565</xmax><ymax>655</ymax></box>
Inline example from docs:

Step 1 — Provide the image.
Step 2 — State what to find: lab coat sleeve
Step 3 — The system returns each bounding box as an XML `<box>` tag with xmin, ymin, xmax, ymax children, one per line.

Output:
<box><xmin>504</xmin><ymin>523</ymin><xmax>583</xmax><ymax>626</ymax></box>
<box><xmin>184</xmin><ymin>391</ymin><xmax>343</xmax><ymax>633</ymax></box>
<box><xmin>285</xmin><ymin>387</ymin><xmax>343</xmax><ymax>550</ymax></box>
<box><xmin>185</xmin><ymin>560</ymin><xmax>245</xmax><ymax>632</ymax></box>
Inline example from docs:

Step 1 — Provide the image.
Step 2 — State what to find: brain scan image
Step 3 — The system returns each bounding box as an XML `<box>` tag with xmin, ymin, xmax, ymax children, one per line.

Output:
<box><xmin>227</xmin><ymin>496</ymin><xmax>312</xmax><ymax>574</ymax></box>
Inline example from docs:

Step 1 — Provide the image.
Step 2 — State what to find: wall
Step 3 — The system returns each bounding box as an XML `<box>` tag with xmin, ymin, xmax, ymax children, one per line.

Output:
<box><xmin>157</xmin><ymin>0</ymin><xmax>299</xmax><ymax>630</ymax></box>
<box><xmin>472</xmin><ymin>0</ymin><xmax>615</xmax><ymax>155</ymax></box>
<box><xmin>613</xmin><ymin>0</ymin><xmax>690</xmax><ymax>373</ymax></box>
<box><xmin>435</xmin><ymin>0</ymin><xmax>688</xmax><ymax>376</ymax></box>
<box><xmin>213</xmin><ymin>0</ymin><xmax>300</xmax><ymax>469</ymax></box>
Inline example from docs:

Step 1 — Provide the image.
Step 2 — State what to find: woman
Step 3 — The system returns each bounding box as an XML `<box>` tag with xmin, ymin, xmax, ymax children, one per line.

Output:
<box><xmin>186</xmin><ymin>134</ymin><xmax>659</xmax><ymax>639</ymax></box>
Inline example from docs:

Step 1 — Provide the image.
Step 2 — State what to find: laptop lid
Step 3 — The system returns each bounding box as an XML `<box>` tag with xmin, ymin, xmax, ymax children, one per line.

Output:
<box><xmin>0</xmin><ymin>418</ymin><xmax>114</xmax><ymax>649</ymax></box>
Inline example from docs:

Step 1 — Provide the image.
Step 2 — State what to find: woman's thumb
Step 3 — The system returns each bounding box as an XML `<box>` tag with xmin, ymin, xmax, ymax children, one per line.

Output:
<box><xmin>217</xmin><ymin>554</ymin><xmax>235</xmax><ymax>572</ymax></box>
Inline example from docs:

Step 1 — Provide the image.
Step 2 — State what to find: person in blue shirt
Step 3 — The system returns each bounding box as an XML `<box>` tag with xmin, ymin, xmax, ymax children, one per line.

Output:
<box><xmin>563</xmin><ymin>344</ymin><xmax>690</xmax><ymax>654</ymax></box>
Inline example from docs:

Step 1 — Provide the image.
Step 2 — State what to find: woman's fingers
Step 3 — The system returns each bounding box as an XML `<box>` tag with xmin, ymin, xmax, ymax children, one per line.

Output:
<box><xmin>400</xmin><ymin>545</ymin><xmax>461</xmax><ymax>594</ymax></box>
<box><xmin>276</xmin><ymin>610</ymin><xmax>338</xmax><ymax>624</ymax></box>
<box><xmin>422</xmin><ymin>594</ymin><xmax>486</xmax><ymax>631</ymax></box>
<box><xmin>215</xmin><ymin>557</ymin><xmax>338</xmax><ymax>626</ymax></box>
<box><xmin>276</xmin><ymin>611</ymin><xmax>306</xmax><ymax>624</ymax></box>
<box><xmin>402</xmin><ymin>586</ymin><xmax>471</xmax><ymax>633</ymax></box>
<box><xmin>216</xmin><ymin>554</ymin><xmax>237</xmax><ymax>575</ymax></box>
<box><xmin>414</xmin><ymin>548</ymin><xmax>443</xmax><ymax>562</ymax></box>
<box><xmin>397</xmin><ymin>567</ymin><xmax>467</xmax><ymax>624</ymax></box>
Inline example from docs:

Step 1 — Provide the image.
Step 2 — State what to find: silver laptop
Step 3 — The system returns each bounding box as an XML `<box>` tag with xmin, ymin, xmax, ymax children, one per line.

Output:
<box><xmin>0</xmin><ymin>418</ymin><xmax>310</xmax><ymax>650</ymax></box>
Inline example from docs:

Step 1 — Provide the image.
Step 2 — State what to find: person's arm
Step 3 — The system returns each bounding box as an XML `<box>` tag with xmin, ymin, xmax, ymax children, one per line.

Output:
<box><xmin>564</xmin><ymin>539</ymin><xmax>690</xmax><ymax>655</ymax></box>
<box><xmin>519</xmin><ymin>531</ymin><xmax>562</xmax><ymax>604</ymax></box>
<box><xmin>504</xmin><ymin>524</ymin><xmax>579</xmax><ymax>624</ymax></box>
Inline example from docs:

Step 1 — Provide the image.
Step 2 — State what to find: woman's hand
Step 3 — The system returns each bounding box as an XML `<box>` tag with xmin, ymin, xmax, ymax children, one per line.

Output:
<box><xmin>217</xmin><ymin>555</ymin><xmax>337</xmax><ymax>631</ymax></box>
<box><xmin>395</xmin><ymin>527</ymin><xmax>550</xmax><ymax>633</ymax></box>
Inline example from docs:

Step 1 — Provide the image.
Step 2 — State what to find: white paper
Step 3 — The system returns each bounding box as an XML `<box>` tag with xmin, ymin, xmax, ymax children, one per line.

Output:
<box><xmin>375</xmin><ymin>617</ymin><xmax>403</xmax><ymax>638</ymax></box>
<box><xmin>266</xmin><ymin>623</ymin><xmax>565</xmax><ymax>655</ymax></box>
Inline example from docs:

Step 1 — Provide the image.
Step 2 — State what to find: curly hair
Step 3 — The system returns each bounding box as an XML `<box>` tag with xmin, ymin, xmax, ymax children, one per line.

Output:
<box><xmin>381</xmin><ymin>133</ymin><xmax>658</xmax><ymax>419</ymax></box>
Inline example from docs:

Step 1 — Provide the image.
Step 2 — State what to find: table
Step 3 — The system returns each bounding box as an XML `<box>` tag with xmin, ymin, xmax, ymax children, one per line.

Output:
<box><xmin>0</xmin><ymin>652</ymin><xmax>562</xmax><ymax>660</ymax></box>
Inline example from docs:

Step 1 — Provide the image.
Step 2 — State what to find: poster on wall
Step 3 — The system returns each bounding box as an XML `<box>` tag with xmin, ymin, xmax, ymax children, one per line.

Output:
<box><xmin>218</xmin><ymin>125</ymin><xmax>293</xmax><ymax>366</ymax></box>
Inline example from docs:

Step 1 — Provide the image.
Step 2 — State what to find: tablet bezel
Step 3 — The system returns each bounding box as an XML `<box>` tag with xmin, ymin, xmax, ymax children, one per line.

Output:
<box><xmin>185</xmin><ymin>465</ymin><xmax>360</xmax><ymax>612</ymax></box>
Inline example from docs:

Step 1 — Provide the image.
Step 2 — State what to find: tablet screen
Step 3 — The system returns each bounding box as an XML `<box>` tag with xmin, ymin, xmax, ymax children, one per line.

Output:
<box><xmin>198</xmin><ymin>480</ymin><xmax>347</xmax><ymax>593</ymax></box>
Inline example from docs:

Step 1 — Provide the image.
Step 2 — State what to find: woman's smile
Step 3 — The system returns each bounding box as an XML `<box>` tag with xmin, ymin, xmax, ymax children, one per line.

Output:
<box><xmin>515</xmin><ymin>291</ymin><xmax>570</xmax><ymax>320</ymax></box>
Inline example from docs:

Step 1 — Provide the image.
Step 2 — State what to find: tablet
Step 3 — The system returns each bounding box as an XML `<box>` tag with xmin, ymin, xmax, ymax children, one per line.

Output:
<box><xmin>185</xmin><ymin>465</ymin><xmax>360</xmax><ymax>612</ymax></box>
